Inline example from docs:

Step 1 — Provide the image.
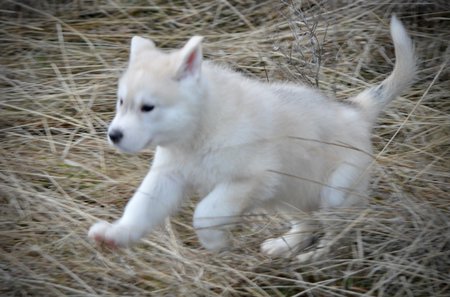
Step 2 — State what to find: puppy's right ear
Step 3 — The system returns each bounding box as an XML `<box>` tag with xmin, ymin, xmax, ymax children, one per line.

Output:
<box><xmin>174</xmin><ymin>36</ymin><xmax>204</xmax><ymax>81</ymax></box>
<box><xmin>130</xmin><ymin>36</ymin><xmax>155</xmax><ymax>62</ymax></box>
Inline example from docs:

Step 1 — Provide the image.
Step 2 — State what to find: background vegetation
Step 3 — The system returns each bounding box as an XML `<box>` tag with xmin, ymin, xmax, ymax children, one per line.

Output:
<box><xmin>1</xmin><ymin>0</ymin><xmax>449</xmax><ymax>296</ymax></box>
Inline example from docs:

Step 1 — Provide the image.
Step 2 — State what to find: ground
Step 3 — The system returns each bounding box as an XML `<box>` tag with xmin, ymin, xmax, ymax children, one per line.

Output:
<box><xmin>1</xmin><ymin>1</ymin><xmax>449</xmax><ymax>296</ymax></box>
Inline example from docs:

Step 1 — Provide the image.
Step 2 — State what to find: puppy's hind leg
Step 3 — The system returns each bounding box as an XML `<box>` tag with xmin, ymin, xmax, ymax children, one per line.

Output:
<box><xmin>295</xmin><ymin>220</ymin><xmax>336</xmax><ymax>263</ymax></box>
<box><xmin>296</xmin><ymin>162</ymin><xmax>368</xmax><ymax>263</ymax></box>
<box><xmin>261</xmin><ymin>219</ymin><xmax>316</xmax><ymax>257</ymax></box>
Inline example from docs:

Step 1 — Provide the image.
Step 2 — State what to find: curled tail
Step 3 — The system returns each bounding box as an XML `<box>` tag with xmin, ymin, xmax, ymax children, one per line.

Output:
<box><xmin>349</xmin><ymin>15</ymin><xmax>416</xmax><ymax>123</ymax></box>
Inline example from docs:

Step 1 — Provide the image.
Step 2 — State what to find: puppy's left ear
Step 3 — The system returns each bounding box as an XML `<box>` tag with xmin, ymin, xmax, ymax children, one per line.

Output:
<box><xmin>174</xmin><ymin>36</ymin><xmax>204</xmax><ymax>81</ymax></box>
<box><xmin>130</xmin><ymin>36</ymin><xmax>155</xmax><ymax>62</ymax></box>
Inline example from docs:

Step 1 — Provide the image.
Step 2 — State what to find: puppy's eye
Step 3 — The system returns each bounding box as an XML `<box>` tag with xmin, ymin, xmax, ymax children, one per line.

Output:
<box><xmin>141</xmin><ymin>104</ymin><xmax>155</xmax><ymax>112</ymax></box>
<box><xmin>119</xmin><ymin>98</ymin><xmax>123</xmax><ymax>106</ymax></box>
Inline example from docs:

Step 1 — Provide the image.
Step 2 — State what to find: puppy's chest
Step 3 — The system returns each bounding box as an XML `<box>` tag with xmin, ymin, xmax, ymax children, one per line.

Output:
<box><xmin>177</xmin><ymin>148</ymin><xmax>242</xmax><ymax>196</ymax></box>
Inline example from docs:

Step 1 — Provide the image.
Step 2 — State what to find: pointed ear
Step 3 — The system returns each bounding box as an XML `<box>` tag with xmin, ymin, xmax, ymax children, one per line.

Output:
<box><xmin>174</xmin><ymin>36</ymin><xmax>204</xmax><ymax>80</ymax></box>
<box><xmin>130</xmin><ymin>36</ymin><xmax>155</xmax><ymax>62</ymax></box>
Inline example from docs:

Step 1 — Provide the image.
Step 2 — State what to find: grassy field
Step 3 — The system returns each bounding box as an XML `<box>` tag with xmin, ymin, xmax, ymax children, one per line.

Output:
<box><xmin>1</xmin><ymin>0</ymin><xmax>449</xmax><ymax>296</ymax></box>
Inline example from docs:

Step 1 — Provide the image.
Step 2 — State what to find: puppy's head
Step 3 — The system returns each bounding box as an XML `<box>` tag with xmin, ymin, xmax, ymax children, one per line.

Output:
<box><xmin>108</xmin><ymin>35</ymin><xmax>204</xmax><ymax>153</ymax></box>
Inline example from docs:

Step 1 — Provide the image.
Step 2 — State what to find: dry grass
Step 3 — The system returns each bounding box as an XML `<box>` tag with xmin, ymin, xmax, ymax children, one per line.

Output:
<box><xmin>1</xmin><ymin>0</ymin><xmax>449</xmax><ymax>296</ymax></box>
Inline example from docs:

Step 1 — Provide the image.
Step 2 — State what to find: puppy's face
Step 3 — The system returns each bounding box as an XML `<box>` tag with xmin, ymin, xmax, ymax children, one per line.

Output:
<box><xmin>108</xmin><ymin>36</ymin><xmax>204</xmax><ymax>153</ymax></box>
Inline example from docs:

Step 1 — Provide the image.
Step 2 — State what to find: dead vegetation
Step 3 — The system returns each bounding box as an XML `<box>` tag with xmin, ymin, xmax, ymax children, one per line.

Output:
<box><xmin>1</xmin><ymin>0</ymin><xmax>449</xmax><ymax>296</ymax></box>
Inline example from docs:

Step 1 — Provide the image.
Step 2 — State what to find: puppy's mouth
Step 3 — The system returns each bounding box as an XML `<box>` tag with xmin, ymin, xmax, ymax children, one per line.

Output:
<box><xmin>144</xmin><ymin>138</ymin><xmax>155</xmax><ymax>149</ymax></box>
<box><xmin>111</xmin><ymin>138</ymin><xmax>154</xmax><ymax>154</ymax></box>
<box><xmin>113</xmin><ymin>143</ymin><xmax>138</xmax><ymax>154</ymax></box>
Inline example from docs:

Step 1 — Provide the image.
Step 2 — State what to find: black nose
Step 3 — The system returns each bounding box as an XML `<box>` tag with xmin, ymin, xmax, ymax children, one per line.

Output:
<box><xmin>108</xmin><ymin>129</ymin><xmax>123</xmax><ymax>144</ymax></box>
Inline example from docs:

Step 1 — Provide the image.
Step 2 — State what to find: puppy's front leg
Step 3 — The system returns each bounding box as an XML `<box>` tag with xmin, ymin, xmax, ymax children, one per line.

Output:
<box><xmin>193</xmin><ymin>182</ymin><xmax>254</xmax><ymax>251</ymax></box>
<box><xmin>88</xmin><ymin>170</ymin><xmax>184</xmax><ymax>247</ymax></box>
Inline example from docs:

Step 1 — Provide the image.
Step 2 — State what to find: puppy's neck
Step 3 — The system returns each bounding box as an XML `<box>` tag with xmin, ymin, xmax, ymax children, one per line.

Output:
<box><xmin>161</xmin><ymin>74</ymin><xmax>211</xmax><ymax>152</ymax></box>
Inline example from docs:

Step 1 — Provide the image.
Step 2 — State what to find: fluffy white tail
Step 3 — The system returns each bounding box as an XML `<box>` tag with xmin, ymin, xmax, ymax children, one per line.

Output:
<box><xmin>349</xmin><ymin>15</ymin><xmax>416</xmax><ymax>123</ymax></box>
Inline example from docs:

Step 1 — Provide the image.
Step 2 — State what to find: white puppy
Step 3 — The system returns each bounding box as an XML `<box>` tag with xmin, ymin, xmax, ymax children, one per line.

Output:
<box><xmin>89</xmin><ymin>16</ymin><xmax>415</xmax><ymax>261</ymax></box>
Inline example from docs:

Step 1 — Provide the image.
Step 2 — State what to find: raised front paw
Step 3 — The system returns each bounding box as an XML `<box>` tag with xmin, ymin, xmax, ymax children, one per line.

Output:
<box><xmin>88</xmin><ymin>220</ymin><xmax>142</xmax><ymax>248</ymax></box>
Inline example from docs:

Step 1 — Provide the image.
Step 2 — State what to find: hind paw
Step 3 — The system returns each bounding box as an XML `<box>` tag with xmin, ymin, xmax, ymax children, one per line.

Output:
<box><xmin>261</xmin><ymin>237</ymin><xmax>295</xmax><ymax>257</ymax></box>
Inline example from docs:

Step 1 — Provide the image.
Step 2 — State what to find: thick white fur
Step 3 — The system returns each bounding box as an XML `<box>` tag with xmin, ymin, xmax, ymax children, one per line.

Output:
<box><xmin>88</xmin><ymin>16</ymin><xmax>415</xmax><ymax>261</ymax></box>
